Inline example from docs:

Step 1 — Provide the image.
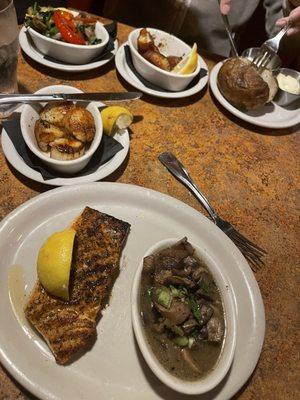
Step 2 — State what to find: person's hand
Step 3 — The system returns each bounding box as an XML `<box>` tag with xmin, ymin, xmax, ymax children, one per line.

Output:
<box><xmin>220</xmin><ymin>0</ymin><xmax>231</xmax><ymax>15</ymax></box>
<box><xmin>276</xmin><ymin>6</ymin><xmax>300</xmax><ymax>35</ymax></box>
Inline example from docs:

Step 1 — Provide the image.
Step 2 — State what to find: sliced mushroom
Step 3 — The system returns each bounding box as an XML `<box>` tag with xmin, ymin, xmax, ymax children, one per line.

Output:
<box><xmin>198</xmin><ymin>325</ymin><xmax>208</xmax><ymax>340</ymax></box>
<box><xmin>157</xmin><ymin>238</ymin><xmax>194</xmax><ymax>269</ymax></box>
<box><xmin>172</xmin><ymin>265</ymin><xmax>192</xmax><ymax>277</ymax></box>
<box><xmin>163</xmin><ymin>275</ymin><xmax>197</xmax><ymax>290</ymax></box>
<box><xmin>192</xmin><ymin>267</ymin><xmax>207</xmax><ymax>282</ymax></box>
<box><xmin>151</xmin><ymin>321</ymin><xmax>166</xmax><ymax>334</ymax></box>
<box><xmin>195</xmin><ymin>289</ymin><xmax>213</xmax><ymax>302</ymax></box>
<box><xmin>153</xmin><ymin>299</ymin><xmax>191</xmax><ymax>325</ymax></box>
<box><xmin>182</xmin><ymin>348</ymin><xmax>202</xmax><ymax>374</ymax></box>
<box><xmin>198</xmin><ymin>299</ymin><xmax>214</xmax><ymax>325</ymax></box>
<box><xmin>183</xmin><ymin>256</ymin><xmax>199</xmax><ymax>269</ymax></box>
<box><xmin>143</xmin><ymin>255</ymin><xmax>155</xmax><ymax>274</ymax></box>
<box><xmin>195</xmin><ymin>270</ymin><xmax>215</xmax><ymax>299</ymax></box>
<box><xmin>207</xmin><ymin>316</ymin><xmax>224</xmax><ymax>343</ymax></box>
<box><xmin>182</xmin><ymin>317</ymin><xmax>198</xmax><ymax>334</ymax></box>
<box><xmin>154</xmin><ymin>269</ymin><xmax>173</xmax><ymax>285</ymax></box>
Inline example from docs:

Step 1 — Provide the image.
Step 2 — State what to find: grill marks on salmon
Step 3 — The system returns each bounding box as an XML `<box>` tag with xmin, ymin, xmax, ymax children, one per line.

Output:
<box><xmin>24</xmin><ymin>207</ymin><xmax>130</xmax><ymax>364</ymax></box>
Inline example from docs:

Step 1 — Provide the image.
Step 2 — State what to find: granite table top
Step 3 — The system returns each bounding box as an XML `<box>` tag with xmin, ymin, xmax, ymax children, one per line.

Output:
<box><xmin>0</xmin><ymin>20</ymin><xmax>299</xmax><ymax>400</ymax></box>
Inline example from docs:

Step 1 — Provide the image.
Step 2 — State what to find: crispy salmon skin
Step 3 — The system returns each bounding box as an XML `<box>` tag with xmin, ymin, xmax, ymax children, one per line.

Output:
<box><xmin>25</xmin><ymin>207</ymin><xmax>130</xmax><ymax>364</ymax></box>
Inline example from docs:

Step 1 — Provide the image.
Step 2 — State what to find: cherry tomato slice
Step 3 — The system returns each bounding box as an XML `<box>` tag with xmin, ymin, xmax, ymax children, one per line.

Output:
<box><xmin>57</xmin><ymin>10</ymin><xmax>73</xmax><ymax>20</ymax></box>
<box><xmin>53</xmin><ymin>10</ymin><xmax>85</xmax><ymax>45</ymax></box>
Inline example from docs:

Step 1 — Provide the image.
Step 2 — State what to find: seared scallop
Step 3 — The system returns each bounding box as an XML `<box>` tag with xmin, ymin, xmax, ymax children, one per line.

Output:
<box><xmin>34</xmin><ymin>119</ymin><xmax>66</xmax><ymax>152</ymax></box>
<box><xmin>39</xmin><ymin>102</ymin><xmax>75</xmax><ymax>126</ymax></box>
<box><xmin>49</xmin><ymin>138</ymin><xmax>85</xmax><ymax>161</ymax></box>
<box><xmin>62</xmin><ymin>107</ymin><xmax>96</xmax><ymax>143</ymax></box>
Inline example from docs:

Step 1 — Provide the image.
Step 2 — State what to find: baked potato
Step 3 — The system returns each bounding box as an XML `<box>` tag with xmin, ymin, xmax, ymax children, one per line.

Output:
<box><xmin>217</xmin><ymin>57</ymin><xmax>278</xmax><ymax>110</ymax></box>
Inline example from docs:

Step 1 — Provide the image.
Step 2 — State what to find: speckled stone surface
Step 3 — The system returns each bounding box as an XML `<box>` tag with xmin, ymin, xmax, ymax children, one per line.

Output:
<box><xmin>0</xmin><ymin>21</ymin><xmax>299</xmax><ymax>400</ymax></box>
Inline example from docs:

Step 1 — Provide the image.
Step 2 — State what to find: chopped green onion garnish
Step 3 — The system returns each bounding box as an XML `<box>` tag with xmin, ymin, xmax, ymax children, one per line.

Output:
<box><xmin>147</xmin><ymin>287</ymin><xmax>154</xmax><ymax>298</ymax></box>
<box><xmin>197</xmin><ymin>279</ymin><xmax>211</xmax><ymax>294</ymax></box>
<box><xmin>155</xmin><ymin>286</ymin><xmax>172</xmax><ymax>309</ymax></box>
<box><xmin>170</xmin><ymin>325</ymin><xmax>185</xmax><ymax>336</ymax></box>
<box><xmin>173</xmin><ymin>336</ymin><xmax>189</xmax><ymax>347</ymax></box>
<box><xmin>188</xmin><ymin>294</ymin><xmax>203</xmax><ymax>325</ymax></box>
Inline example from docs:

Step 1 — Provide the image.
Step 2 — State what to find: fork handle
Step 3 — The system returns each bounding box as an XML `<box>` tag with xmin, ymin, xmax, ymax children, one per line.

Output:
<box><xmin>271</xmin><ymin>22</ymin><xmax>292</xmax><ymax>50</ymax></box>
<box><xmin>158</xmin><ymin>152</ymin><xmax>218</xmax><ymax>222</ymax></box>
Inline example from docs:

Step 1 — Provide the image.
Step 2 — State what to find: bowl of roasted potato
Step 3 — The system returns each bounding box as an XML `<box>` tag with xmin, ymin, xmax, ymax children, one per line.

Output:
<box><xmin>128</xmin><ymin>28</ymin><xmax>200</xmax><ymax>91</ymax></box>
<box><xmin>21</xmin><ymin>85</ymin><xmax>103</xmax><ymax>174</ymax></box>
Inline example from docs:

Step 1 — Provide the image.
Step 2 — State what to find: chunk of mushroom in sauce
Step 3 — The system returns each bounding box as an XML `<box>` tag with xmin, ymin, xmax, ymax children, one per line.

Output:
<box><xmin>140</xmin><ymin>238</ymin><xmax>225</xmax><ymax>381</ymax></box>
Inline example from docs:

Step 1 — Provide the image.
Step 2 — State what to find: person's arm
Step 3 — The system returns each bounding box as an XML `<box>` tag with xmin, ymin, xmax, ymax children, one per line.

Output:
<box><xmin>276</xmin><ymin>6</ymin><xmax>300</xmax><ymax>35</ymax></box>
<box><xmin>263</xmin><ymin>0</ymin><xmax>283</xmax><ymax>37</ymax></box>
<box><xmin>220</xmin><ymin>0</ymin><xmax>300</xmax><ymax>36</ymax></box>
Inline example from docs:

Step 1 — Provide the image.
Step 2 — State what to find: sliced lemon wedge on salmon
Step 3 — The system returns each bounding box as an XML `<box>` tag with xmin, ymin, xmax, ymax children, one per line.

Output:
<box><xmin>172</xmin><ymin>43</ymin><xmax>198</xmax><ymax>75</ymax></box>
<box><xmin>37</xmin><ymin>229</ymin><xmax>76</xmax><ymax>301</ymax></box>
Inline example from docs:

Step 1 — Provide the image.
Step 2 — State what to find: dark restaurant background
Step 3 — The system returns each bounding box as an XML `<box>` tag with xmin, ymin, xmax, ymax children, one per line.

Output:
<box><xmin>13</xmin><ymin>0</ymin><xmax>299</xmax><ymax>69</ymax></box>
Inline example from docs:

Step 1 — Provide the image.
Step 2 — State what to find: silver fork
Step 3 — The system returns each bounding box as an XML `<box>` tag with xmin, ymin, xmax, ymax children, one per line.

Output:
<box><xmin>159</xmin><ymin>152</ymin><xmax>266</xmax><ymax>271</ymax></box>
<box><xmin>252</xmin><ymin>23</ymin><xmax>291</xmax><ymax>71</ymax></box>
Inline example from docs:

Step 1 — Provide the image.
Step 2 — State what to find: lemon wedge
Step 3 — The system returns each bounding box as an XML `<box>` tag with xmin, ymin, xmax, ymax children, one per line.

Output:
<box><xmin>37</xmin><ymin>229</ymin><xmax>76</xmax><ymax>301</ymax></box>
<box><xmin>172</xmin><ymin>43</ymin><xmax>198</xmax><ymax>75</ymax></box>
<box><xmin>101</xmin><ymin>106</ymin><xmax>133</xmax><ymax>136</ymax></box>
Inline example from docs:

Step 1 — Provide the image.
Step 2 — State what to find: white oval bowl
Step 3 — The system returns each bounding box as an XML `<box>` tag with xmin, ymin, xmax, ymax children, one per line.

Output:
<box><xmin>26</xmin><ymin>22</ymin><xmax>109</xmax><ymax>64</ymax></box>
<box><xmin>20</xmin><ymin>85</ymin><xmax>103</xmax><ymax>174</ymax></box>
<box><xmin>128</xmin><ymin>28</ymin><xmax>201</xmax><ymax>91</ymax></box>
<box><xmin>132</xmin><ymin>238</ymin><xmax>237</xmax><ymax>395</ymax></box>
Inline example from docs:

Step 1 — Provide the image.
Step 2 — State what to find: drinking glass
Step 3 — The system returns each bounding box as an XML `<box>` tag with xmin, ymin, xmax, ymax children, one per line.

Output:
<box><xmin>0</xmin><ymin>0</ymin><xmax>19</xmax><ymax>118</ymax></box>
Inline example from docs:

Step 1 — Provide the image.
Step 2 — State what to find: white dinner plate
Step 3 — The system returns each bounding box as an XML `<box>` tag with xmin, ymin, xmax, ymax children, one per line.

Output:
<box><xmin>115</xmin><ymin>43</ymin><xmax>209</xmax><ymax>99</ymax></box>
<box><xmin>210</xmin><ymin>62</ymin><xmax>300</xmax><ymax>129</ymax></box>
<box><xmin>0</xmin><ymin>183</ymin><xmax>265</xmax><ymax>400</ymax></box>
<box><xmin>19</xmin><ymin>26</ymin><xmax>118</xmax><ymax>72</ymax></box>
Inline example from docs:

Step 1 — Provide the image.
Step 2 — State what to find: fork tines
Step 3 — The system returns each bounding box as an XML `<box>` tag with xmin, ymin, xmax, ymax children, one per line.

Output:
<box><xmin>251</xmin><ymin>44</ymin><xmax>274</xmax><ymax>71</ymax></box>
<box><xmin>227</xmin><ymin>227</ymin><xmax>266</xmax><ymax>271</ymax></box>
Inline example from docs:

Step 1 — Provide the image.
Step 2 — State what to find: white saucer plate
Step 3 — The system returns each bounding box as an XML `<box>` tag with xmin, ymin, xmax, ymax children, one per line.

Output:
<box><xmin>19</xmin><ymin>26</ymin><xmax>118</xmax><ymax>72</ymax></box>
<box><xmin>0</xmin><ymin>183</ymin><xmax>265</xmax><ymax>400</ymax></box>
<box><xmin>115</xmin><ymin>43</ymin><xmax>209</xmax><ymax>99</ymax></box>
<box><xmin>2</xmin><ymin>129</ymin><xmax>129</xmax><ymax>186</ymax></box>
<box><xmin>210</xmin><ymin>62</ymin><xmax>300</xmax><ymax>129</ymax></box>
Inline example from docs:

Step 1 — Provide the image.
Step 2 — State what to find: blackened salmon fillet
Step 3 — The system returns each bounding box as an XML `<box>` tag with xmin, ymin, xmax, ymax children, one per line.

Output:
<box><xmin>25</xmin><ymin>207</ymin><xmax>130</xmax><ymax>364</ymax></box>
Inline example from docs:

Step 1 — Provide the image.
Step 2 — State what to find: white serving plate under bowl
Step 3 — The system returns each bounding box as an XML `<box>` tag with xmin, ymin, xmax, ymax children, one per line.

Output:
<box><xmin>20</xmin><ymin>85</ymin><xmax>103</xmax><ymax>174</ymax></box>
<box><xmin>132</xmin><ymin>238</ymin><xmax>237</xmax><ymax>395</ymax></box>
<box><xmin>210</xmin><ymin>62</ymin><xmax>300</xmax><ymax>129</ymax></box>
<box><xmin>128</xmin><ymin>28</ymin><xmax>201</xmax><ymax>91</ymax></box>
<box><xmin>26</xmin><ymin>22</ymin><xmax>109</xmax><ymax>64</ymax></box>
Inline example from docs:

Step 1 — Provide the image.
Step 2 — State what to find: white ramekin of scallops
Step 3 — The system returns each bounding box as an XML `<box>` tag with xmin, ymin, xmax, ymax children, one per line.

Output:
<box><xmin>21</xmin><ymin>85</ymin><xmax>103</xmax><ymax>174</ymax></box>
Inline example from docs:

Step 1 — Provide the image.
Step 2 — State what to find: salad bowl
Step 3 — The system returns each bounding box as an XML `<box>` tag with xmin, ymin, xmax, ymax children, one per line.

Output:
<box><xmin>25</xmin><ymin>6</ymin><xmax>109</xmax><ymax>64</ymax></box>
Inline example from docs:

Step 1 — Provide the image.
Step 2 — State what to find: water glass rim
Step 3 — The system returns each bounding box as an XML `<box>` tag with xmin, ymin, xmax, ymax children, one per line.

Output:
<box><xmin>0</xmin><ymin>0</ymin><xmax>13</xmax><ymax>14</ymax></box>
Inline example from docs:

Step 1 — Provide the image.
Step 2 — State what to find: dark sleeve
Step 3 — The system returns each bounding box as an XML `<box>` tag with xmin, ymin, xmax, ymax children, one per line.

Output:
<box><xmin>14</xmin><ymin>0</ymin><xmax>67</xmax><ymax>23</ymax></box>
<box><xmin>263</xmin><ymin>0</ymin><xmax>284</xmax><ymax>37</ymax></box>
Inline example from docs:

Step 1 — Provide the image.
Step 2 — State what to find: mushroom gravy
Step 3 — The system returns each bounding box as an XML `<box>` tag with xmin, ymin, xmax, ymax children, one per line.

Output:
<box><xmin>140</xmin><ymin>238</ymin><xmax>225</xmax><ymax>381</ymax></box>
